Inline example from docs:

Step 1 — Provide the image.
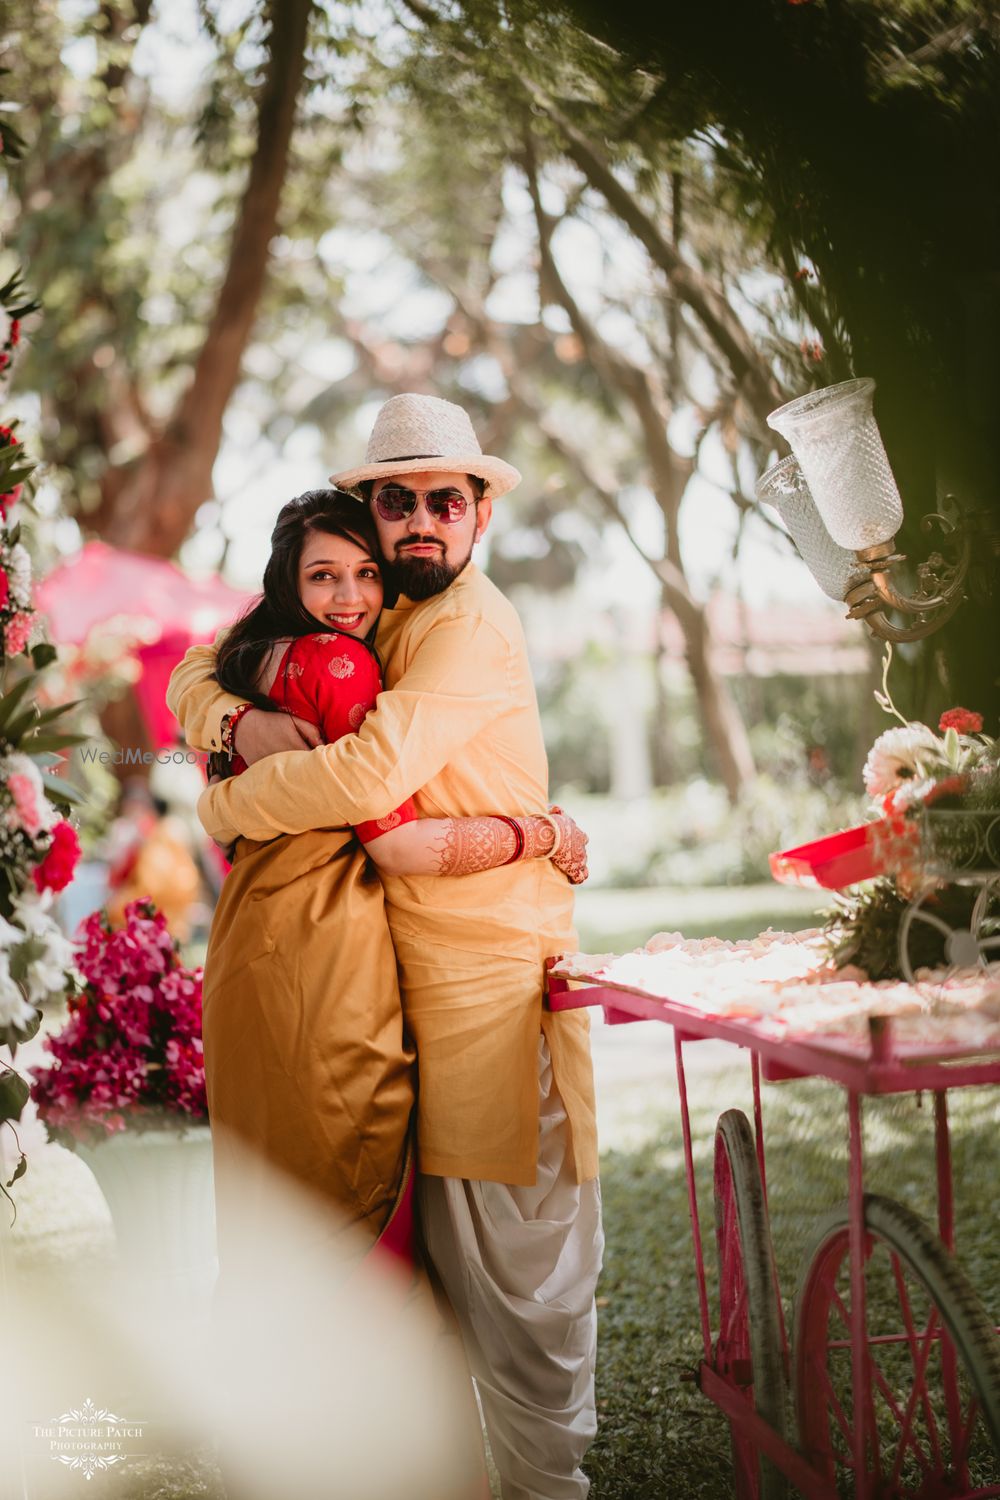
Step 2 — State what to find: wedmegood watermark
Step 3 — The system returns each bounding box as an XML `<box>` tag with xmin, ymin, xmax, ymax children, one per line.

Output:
<box><xmin>79</xmin><ymin>745</ymin><xmax>209</xmax><ymax>767</ymax></box>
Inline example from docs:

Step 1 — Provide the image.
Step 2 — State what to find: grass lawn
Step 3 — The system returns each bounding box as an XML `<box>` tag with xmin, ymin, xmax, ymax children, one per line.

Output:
<box><xmin>573</xmin><ymin>881</ymin><xmax>827</xmax><ymax>956</ymax></box>
<box><xmin>586</xmin><ymin>1055</ymin><xmax>1000</xmax><ymax>1497</ymax></box>
<box><xmin>8</xmin><ymin>885</ymin><xmax>999</xmax><ymax>1496</ymax></box>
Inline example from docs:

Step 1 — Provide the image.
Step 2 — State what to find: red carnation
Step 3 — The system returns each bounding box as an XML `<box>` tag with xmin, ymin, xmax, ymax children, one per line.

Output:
<box><xmin>0</xmin><ymin>565</ymin><xmax>8</xmax><ymax>610</ymax></box>
<box><xmin>938</xmin><ymin>707</ymin><xmax>984</xmax><ymax>735</ymax></box>
<box><xmin>0</xmin><ymin>483</ymin><xmax>22</xmax><ymax>520</ymax></box>
<box><xmin>9</xmin><ymin>320</ymin><xmax>21</xmax><ymax>348</ymax></box>
<box><xmin>33</xmin><ymin>821</ymin><xmax>82</xmax><ymax>894</ymax></box>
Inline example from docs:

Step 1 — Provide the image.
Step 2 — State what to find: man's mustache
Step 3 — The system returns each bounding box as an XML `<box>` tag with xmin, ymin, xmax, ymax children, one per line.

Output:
<box><xmin>394</xmin><ymin>538</ymin><xmax>445</xmax><ymax>556</ymax></box>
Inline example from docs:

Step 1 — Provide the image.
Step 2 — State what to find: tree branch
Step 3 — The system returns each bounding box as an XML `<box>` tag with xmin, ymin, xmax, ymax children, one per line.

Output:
<box><xmin>522</xmin><ymin>83</ymin><xmax>785</xmax><ymax>429</ymax></box>
<box><xmin>98</xmin><ymin>0</ymin><xmax>316</xmax><ymax>552</ymax></box>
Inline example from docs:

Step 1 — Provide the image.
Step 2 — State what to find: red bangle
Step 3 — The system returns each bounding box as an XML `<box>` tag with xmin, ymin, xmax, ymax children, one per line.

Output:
<box><xmin>494</xmin><ymin>815</ymin><xmax>525</xmax><ymax>865</ymax></box>
<box><xmin>221</xmin><ymin>701</ymin><xmax>254</xmax><ymax>757</ymax></box>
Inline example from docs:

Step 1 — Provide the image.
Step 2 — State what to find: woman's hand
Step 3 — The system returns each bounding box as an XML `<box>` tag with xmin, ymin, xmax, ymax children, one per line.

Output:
<box><xmin>548</xmin><ymin>808</ymin><xmax>589</xmax><ymax>885</ymax></box>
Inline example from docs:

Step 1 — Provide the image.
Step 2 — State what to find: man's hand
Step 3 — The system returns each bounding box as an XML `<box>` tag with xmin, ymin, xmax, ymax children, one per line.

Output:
<box><xmin>548</xmin><ymin>806</ymin><xmax>589</xmax><ymax>886</ymax></box>
<box><xmin>234</xmin><ymin>708</ymin><xmax>322</xmax><ymax>765</ymax></box>
<box><xmin>206</xmin><ymin>773</ymin><xmax>236</xmax><ymax>863</ymax></box>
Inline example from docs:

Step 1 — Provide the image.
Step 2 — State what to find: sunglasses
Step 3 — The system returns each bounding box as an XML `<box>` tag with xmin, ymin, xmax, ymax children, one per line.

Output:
<box><xmin>372</xmin><ymin>485</ymin><xmax>477</xmax><ymax>524</ymax></box>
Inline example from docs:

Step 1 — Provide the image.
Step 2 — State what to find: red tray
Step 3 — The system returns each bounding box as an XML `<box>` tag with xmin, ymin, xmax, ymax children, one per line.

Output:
<box><xmin>770</xmin><ymin>820</ymin><xmax>889</xmax><ymax>890</ymax></box>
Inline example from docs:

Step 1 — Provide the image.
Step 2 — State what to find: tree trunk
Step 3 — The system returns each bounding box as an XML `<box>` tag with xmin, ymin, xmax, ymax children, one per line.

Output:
<box><xmin>91</xmin><ymin>0</ymin><xmax>314</xmax><ymax>556</ymax></box>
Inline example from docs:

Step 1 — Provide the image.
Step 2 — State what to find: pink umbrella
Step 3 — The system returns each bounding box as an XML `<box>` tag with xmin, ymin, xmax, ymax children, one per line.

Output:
<box><xmin>36</xmin><ymin>541</ymin><xmax>255</xmax><ymax>748</ymax></box>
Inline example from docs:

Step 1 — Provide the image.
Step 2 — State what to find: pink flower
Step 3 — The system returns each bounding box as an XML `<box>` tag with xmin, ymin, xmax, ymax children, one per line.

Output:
<box><xmin>8</xmin><ymin>771</ymin><xmax>44</xmax><ymax>835</ymax></box>
<box><xmin>0</xmin><ymin>566</ymin><xmax>8</xmax><ymax>610</ymax></box>
<box><xmin>4</xmin><ymin>611</ymin><xmax>34</xmax><ymax>655</ymax></box>
<box><xmin>33</xmin><ymin>820</ymin><xmax>82</xmax><ymax>893</ymax></box>
<box><xmin>938</xmin><ymin>706</ymin><xmax>983</xmax><ymax>735</ymax></box>
<box><xmin>30</xmin><ymin>899</ymin><xmax>207</xmax><ymax>1147</ymax></box>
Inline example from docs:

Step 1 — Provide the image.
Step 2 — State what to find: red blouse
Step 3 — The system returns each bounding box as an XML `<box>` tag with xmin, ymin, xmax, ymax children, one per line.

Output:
<box><xmin>230</xmin><ymin>632</ymin><xmax>417</xmax><ymax>844</ymax></box>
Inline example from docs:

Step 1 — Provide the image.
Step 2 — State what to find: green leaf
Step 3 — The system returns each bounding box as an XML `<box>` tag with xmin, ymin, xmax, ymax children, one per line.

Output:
<box><xmin>2</xmin><ymin>705</ymin><xmax>40</xmax><ymax>742</ymax></box>
<box><xmin>33</xmin><ymin>700</ymin><xmax>83</xmax><ymax>727</ymax></box>
<box><xmin>27</xmin><ymin>732</ymin><xmax>88</xmax><ymax>753</ymax></box>
<box><xmin>40</xmin><ymin>774</ymin><xmax>86</xmax><ymax>807</ymax></box>
<box><xmin>5</xmin><ymin>1155</ymin><xmax>27</xmax><ymax>1190</ymax></box>
<box><xmin>0</xmin><ymin>1070</ymin><xmax>30</xmax><ymax>1125</ymax></box>
<box><xmin>0</xmin><ymin>673</ymin><xmax>35</xmax><ymax>730</ymax></box>
<box><xmin>30</xmin><ymin>643</ymin><xmax>58</xmax><ymax>670</ymax></box>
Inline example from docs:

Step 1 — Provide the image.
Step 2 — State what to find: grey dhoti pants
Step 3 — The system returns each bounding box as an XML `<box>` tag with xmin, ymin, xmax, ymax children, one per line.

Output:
<box><xmin>419</xmin><ymin>1035</ymin><xmax>604</xmax><ymax>1500</ymax></box>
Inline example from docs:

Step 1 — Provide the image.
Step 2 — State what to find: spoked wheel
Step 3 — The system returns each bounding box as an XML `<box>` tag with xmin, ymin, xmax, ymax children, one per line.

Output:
<box><xmin>794</xmin><ymin>1194</ymin><xmax>1000</xmax><ymax>1496</ymax></box>
<box><xmin>898</xmin><ymin>877</ymin><xmax>1000</xmax><ymax>985</ymax></box>
<box><xmin>713</xmin><ymin>1109</ymin><xmax>789</xmax><ymax>1500</ymax></box>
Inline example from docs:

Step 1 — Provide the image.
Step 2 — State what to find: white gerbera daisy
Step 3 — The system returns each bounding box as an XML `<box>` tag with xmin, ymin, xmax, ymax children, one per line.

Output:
<box><xmin>862</xmin><ymin>724</ymin><xmax>945</xmax><ymax>798</ymax></box>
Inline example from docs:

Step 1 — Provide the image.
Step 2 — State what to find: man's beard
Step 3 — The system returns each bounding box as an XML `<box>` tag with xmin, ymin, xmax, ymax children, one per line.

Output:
<box><xmin>388</xmin><ymin>537</ymin><xmax>474</xmax><ymax>601</ymax></box>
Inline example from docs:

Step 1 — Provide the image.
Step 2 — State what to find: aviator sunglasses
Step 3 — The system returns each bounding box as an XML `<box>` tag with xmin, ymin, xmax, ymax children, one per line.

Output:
<box><xmin>373</xmin><ymin>484</ymin><xmax>478</xmax><ymax>524</ymax></box>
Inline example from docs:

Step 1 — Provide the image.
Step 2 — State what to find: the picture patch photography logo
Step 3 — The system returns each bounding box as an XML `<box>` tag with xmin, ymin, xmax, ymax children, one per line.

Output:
<box><xmin>31</xmin><ymin>1396</ymin><xmax>146</xmax><ymax>1480</ymax></box>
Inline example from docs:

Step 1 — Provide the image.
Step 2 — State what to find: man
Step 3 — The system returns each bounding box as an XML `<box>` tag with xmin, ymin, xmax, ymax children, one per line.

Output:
<box><xmin>167</xmin><ymin>393</ymin><xmax>603</xmax><ymax>1499</ymax></box>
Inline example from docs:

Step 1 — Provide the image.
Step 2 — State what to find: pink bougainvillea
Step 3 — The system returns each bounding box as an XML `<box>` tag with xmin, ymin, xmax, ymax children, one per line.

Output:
<box><xmin>30</xmin><ymin>899</ymin><xmax>207</xmax><ymax>1147</ymax></box>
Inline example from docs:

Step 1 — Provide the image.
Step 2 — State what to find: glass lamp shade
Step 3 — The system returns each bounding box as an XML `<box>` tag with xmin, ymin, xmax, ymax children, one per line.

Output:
<box><xmin>756</xmin><ymin>455</ymin><xmax>868</xmax><ymax>601</ymax></box>
<box><xmin>765</xmin><ymin>377</ymin><xmax>904</xmax><ymax>551</ymax></box>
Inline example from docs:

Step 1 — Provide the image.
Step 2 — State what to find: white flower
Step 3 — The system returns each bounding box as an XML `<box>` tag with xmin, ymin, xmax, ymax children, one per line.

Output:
<box><xmin>0</xmin><ymin>948</ymin><xmax>36</xmax><ymax>1031</ymax></box>
<box><xmin>7</xmin><ymin>889</ymin><xmax>75</xmax><ymax>1005</ymax></box>
<box><xmin>862</xmin><ymin>724</ymin><xmax>945</xmax><ymax>798</ymax></box>
<box><xmin>886</xmin><ymin>776</ymin><xmax>938</xmax><ymax>812</ymax></box>
<box><xmin>6</xmin><ymin>543</ymin><xmax>32</xmax><ymax>608</ymax></box>
<box><xmin>10</xmin><ymin>885</ymin><xmax>57</xmax><ymax>937</ymax></box>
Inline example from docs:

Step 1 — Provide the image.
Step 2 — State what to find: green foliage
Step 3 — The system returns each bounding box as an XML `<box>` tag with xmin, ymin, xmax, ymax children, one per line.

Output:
<box><xmin>823</xmin><ymin>877</ymin><xmax>979</xmax><ymax>980</ymax></box>
<box><xmin>552</xmin><ymin>0</ymin><xmax>1000</xmax><ymax>720</ymax></box>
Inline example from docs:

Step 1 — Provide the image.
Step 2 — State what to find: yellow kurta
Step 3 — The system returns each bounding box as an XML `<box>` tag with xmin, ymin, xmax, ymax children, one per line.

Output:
<box><xmin>168</xmin><ymin>564</ymin><xmax>597</xmax><ymax>1186</ymax></box>
<box><xmin>202</xmin><ymin>827</ymin><xmax>416</xmax><ymax>1271</ymax></box>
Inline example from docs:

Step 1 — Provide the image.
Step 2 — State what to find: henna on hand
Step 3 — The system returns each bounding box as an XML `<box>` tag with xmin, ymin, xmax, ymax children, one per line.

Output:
<box><xmin>549</xmin><ymin>812</ymin><xmax>589</xmax><ymax>885</ymax></box>
<box><xmin>432</xmin><ymin>817</ymin><xmax>518</xmax><ymax>875</ymax></box>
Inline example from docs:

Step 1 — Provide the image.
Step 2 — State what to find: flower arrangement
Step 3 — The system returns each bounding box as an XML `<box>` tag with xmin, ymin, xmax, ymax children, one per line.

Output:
<box><xmin>30</xmin><ymin>900</ymin><xmax>207</xmax><ymax>1149</ymax></box>
<box><xmin>0</xmin><ymin>88</ymin><xmax>83</xmax><ymax>1195</ymax></box>
<box><xmin>822</xmin><ymin>648</ymin><xmax>1000</xmax><ymax>979</ymax></box>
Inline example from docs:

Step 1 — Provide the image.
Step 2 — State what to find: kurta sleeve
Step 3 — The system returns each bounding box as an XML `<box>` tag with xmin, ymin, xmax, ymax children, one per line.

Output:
<box><xmin>166</xmin><ymin>633</ymin><xmax>245</xmax><ymax>753</ymax></box>
<box><xmin>197</xmin><ymin>611</ymin><xmax>512</xmax><ymax>845</ymax></box>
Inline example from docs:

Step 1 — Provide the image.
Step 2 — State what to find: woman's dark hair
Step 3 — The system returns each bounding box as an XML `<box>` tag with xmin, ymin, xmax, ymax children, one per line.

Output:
<box><xmin>215</xmin><ymin>488</ymin><xmax>390</xmax><ymax>709</ymax></box>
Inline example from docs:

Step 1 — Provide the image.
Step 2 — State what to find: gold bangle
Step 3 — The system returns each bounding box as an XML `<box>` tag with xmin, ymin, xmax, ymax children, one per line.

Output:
<box><xmin>537</xmin><ymin>811</ymin><xmax>563</xmax><ymax>859</ymax></box>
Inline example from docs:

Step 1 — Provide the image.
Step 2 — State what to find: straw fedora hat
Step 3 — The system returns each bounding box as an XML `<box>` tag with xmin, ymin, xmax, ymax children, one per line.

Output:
<box><xmin>330</xmin><ymin>393</ymin><xmax>521</xmax><ymax>498</ymax></box>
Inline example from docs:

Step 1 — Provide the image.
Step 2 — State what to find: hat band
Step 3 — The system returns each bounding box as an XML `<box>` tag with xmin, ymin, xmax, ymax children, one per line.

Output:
<box><xmin>376</xmin><ymin>452</ymin><xmax>445</xmax><ymax>463</ymax></box>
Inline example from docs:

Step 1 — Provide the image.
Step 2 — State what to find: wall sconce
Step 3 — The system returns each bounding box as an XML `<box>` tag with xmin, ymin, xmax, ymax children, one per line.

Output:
<box><xmin>756</xmin><ymin>378</ymin><xmax>971</xmax><ymax>643</ymax></box>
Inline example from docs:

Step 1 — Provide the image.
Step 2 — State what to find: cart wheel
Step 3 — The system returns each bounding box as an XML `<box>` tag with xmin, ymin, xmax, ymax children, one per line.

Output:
<box><xmin>713</xmin><ymin>1109</ymin><xmax>788</xmax><ymax>1500</ymax></box>
<box><xmin>793</xmin><ymin>1194</ymin><xmax>1000</xmax><ymax>1494</ymax></box>
<box><xmin>898</xmin><ymin>877</ymin><xmax>1000</xmax><ymax>984</ymax></box>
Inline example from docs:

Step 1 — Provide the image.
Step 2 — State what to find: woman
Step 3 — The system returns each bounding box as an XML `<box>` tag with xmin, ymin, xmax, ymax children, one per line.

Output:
<box><xmin>202</xmin><ymin>489</ymin><xmax>586</xmax><ymax>1278</ymax></box>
